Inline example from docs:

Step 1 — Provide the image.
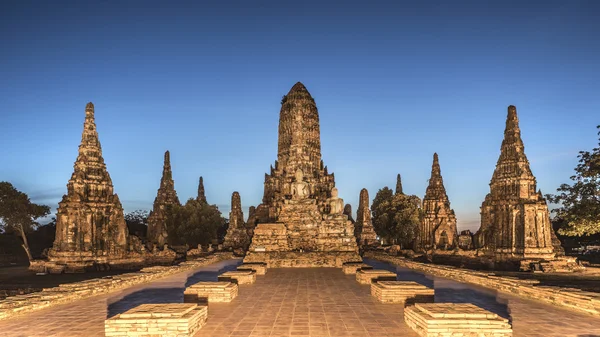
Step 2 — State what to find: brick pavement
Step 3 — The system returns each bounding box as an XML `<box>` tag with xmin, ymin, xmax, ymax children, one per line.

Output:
<box><xmin>0</xmin><ymin>258</ymin><xmax>599</xmax><ymax>336</ymax></box>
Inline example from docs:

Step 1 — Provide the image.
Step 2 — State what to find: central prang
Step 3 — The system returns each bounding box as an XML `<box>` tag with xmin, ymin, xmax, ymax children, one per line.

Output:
<box><xmin>244</xmin><ymin>82</ymin><xmax>360</xmax><ymax>267</ymax></box>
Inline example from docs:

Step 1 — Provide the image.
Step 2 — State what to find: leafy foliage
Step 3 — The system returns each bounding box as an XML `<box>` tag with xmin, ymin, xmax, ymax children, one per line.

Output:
<box><xmin>125</xmin><ymin>209</ymin><xmax>149</xmax><ymax>238</ymax></box>
<box><xmin>371</xmin><ymin>186</ymin><xmax>422</xmax><ymax>248</ymax></box>
<box><xmin>0</xmin><ymin>182</ymin><xmax>51</xmax><ymax>260</ymax></box>
<box><xmin>165</xmin><ymin>198</ymin><xmax>226</xmax><ymax>247</ymax></box>
<box><xmin>547</xmin><ymin>126</ymin><xmax>600</xmax><ymax>236</ymax></box>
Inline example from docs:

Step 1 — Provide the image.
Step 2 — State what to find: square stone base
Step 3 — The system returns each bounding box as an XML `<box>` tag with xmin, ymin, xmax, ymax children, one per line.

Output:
<box><xmin>184</xmin><ymin>281</ymin><xmax>238</xmax><ymax>303</ymax></box>
<box><xmin>237</xmin><ymin>263</ymin><xmax>268</xmax><ymax>275</ymax></box>
<box><xmin>404</xmin><ymin>303</ymin><xmax>512</xmax><ymax>337</ymax></box>
<box><xmin>356</xmin><ymin>269</ymin><xmax>397</xmax><ymax>284</ymax></box>
<box><xmin>218</xmin><ymin>270</ymin><xmax>257</xmax><ymax>284</ymax></box>
<box><xmin>371</xmin><ymin>281</ymin><xmax>434</xmax><ymax>304</ymax></box>
<box><xmin>342</xmin><ymin>262</ymin><xmax>373</xmax><ymax>275</ymax></box>
<box><xmin>105</xmin><ymin>303</ymin><xmax>207</xmax><ymax>337</ymax></box>
<box><xmin>243</xmin><ymin>251</ymin><xmax>362</xmax><ymax>268</ymax></box>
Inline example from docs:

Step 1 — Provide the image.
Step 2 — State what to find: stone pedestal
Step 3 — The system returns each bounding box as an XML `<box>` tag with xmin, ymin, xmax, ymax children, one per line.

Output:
<box><xmin>237</xmin><ymin>263</ymin><xmax>267</xmax><ymax>275</ymax></box>
<box><xmin>356</xmin><ymin>269</ymin><xmax>397</xmax><ymax>284</ymax></box>
<box><xmin>342</xmin><ymin>262</ymin><xmax>372</xmax><ymax>275</ymax></box>
<box><xmin>245</xmin><ymin>251</ymin><xmax>361</xmax><ymax>268</ymax></box>
<box><xmin>404</xmin><ymin>303</ymin><xmax>512</xmax><ymax>337</ymax></box>
<box><xmin>370</xmin><ymin>281</ymin><xmax>434</xmax><ymax>304</ymax></box>
<box><xmin>218</xmin><ymin>270</ymin><xmax>257</xmax><ymax>284</ymax></box>
<box><xmin>104</xmin><ymin>303</ymin><xmax>207</xmax><ymax>337</ymax></box>
<box><xmin>184</xmin><ymin>281</ymin><xmax>238</xmax><ymax>303</ymax></box>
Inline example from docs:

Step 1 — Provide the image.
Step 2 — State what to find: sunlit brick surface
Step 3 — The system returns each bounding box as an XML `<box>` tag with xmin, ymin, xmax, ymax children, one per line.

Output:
<box><xmin>1</xmin><ymin>259</ymin><xmax>600</xmax><ymax>336</ymax></box>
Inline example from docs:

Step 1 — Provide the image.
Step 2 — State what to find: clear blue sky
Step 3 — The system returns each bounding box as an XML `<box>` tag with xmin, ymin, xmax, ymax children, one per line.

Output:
<box><xmin>1</xmin><ymin>1</ymin><xmax>598</xmax><ymax>232</ymax></box>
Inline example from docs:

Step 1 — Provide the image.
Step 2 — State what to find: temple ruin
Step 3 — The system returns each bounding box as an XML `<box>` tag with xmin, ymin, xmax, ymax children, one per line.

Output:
<box><xmin>355</xmin><ymin>188</ymin><xmax>379</xmax><ymax>248</ymax></box>
<box><xmin>223</xmin><ymin>192</ymin><xmax>250</xmax><ymax>251</ymax></box>
<box><xmin>38</xmin><ymin>103</ymin><xmax>141</xmax><ymax>273</ymax></box>
<box><xmin>475</xmin><ymin>105</ymin><xmax>561</xmax><ymax>261</ymax></box>
<box><xmin>244</xmin><ymin>82</ymin><xmax>360</xmax><ymax>267</ymax></box>
<box><xmin>147</xmin><ymin>151</ymin><xmax>180</xmax><ymax>248</ymax></box>
<box><xmin>418</xmin><ymin>153</ymin><xmax>458</xmax><ymax>250</ymax></box>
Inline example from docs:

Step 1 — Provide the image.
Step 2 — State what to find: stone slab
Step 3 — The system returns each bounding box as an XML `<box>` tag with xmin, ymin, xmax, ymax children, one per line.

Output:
<box><xmin>184</xmin><ymin>281</ymin><xmax>238</xmax><ymax>303</ymax></box>
<box><xmin>342</xmin><ymin>262</ymin><xmax>373</xmax><ymax>274</ymax></box>
<box><xmin>371</xmin><ymin>281</ymin><xmax>435</xmax><ymax>304</ymax></box>
<box><xmin>218</xmin><ymin>270</ymin><xmax>257</xmax><ymax>284</ymax></box>
<box><xmin>404</xmin><ymin>303</ymin><xmax>512</xmax><ymax>337</ymax></box>
<box><xmin>105</xmin><ymin>303</ymin><xmax>208</xmax><ymax>337</ymax></box>
<box><xmin>244</xmin><ymin>251</ymin><xmax>361</xmax><ymax>268</ymax></box>
<box><xmin>356</xmin><ymin>269</ymin><xmax>397</xmax><ymax>284</ymax></box>
<box><xmin>237</xmin><ymin>262</ymin><xmax>267</xmax><ymax>275</ymax></box>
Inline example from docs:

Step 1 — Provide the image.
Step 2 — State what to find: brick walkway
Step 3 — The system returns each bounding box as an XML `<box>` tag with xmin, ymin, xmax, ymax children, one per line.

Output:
<box><xmin>1</xmin><ymin>258</ymin><xmax>599</xmax><ymax>336</ymax></box>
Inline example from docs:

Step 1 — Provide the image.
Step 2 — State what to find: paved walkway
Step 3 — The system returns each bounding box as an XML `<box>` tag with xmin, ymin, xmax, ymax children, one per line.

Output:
<box><xmin>0</xmin><ymin>258</ymin><xmax>599</xmax><ymax>336</ymax></box>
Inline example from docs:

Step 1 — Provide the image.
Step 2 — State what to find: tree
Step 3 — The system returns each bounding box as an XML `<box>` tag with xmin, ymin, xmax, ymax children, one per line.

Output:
<box><xmin>0</xmin><ymin>182</ymin><xmax>51</xmax><ymax>261</ymax></box>
<box><xmin>371</xmin><ymin>186</ymin><xmax>422</xmax><ymax>248</ymax></box>
<box><xmin>165</xmin><ymin>198</ymin><xmax>226</xmax><ymax>247</ymax></box>
<box><xmin>125</xmin><ymin>209</ymin><xmax>149</xmax><ymax>238</ymax></box>
<box><xmin>547</xmin><ymin>125</ymin><xmax>600</xmax><ymax>236</ymax></box>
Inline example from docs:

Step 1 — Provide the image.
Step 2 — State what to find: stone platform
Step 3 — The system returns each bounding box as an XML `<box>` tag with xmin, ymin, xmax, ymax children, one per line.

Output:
<box><xmin>237</xmin><ymin>262</ymin><xmax>267</xmax><ymax>275</ymax></box>
<box><xmin>404</xmin><ymin>303</ymin><xmax>512</xmax><ymax>337</ymax></box>
<box><xmin>371</xmin><ymin>281</ymin><xmax>434</xmax><ymax>304</ymax></box>
<box><xmin>104</xmin><ymin>303</ymin><xmax>207</xmax><ymax>337</ymax></box>
<box><xmin>356</xmin><ymin>269</ymin><xmax>397</xmax><ymax>284</ymax></box>
<box><xmin>244</xmin><ymin>251</ymin><xmax>361</xmax><ymax>268</ymax></box>
<box><xmin>183</xmin><ymin>282</ymin><xmax>238</xmax><ymax>303</ymax></box>
<box><xmin>342</xmin><ymin>262</ymin><xmax>373</xmax><ymax>274</ymax></box>
<box><xmin>218</xmin><ymin>270</ymin><xmax>256</xmax><ymax>284</ymax></box>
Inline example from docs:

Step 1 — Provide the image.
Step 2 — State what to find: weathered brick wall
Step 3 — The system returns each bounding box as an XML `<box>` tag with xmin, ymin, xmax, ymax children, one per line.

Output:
<box><xmin>366</xmin><ymin>251</ymin><xmax>600</xmax><ymax>317</ymax></box>
<box><xmin>0</xmin><ymin>252</ymin><xmax>234</xmax><ymax>321</ymax></box>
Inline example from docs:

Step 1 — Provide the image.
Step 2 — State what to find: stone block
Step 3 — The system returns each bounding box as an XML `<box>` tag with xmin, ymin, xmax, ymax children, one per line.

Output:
<box><xmin>356</xmin><ymin>269</ymin><xmax>397</xmax><ymax>284</ymax></box>
<box><xmin>218</xmin><ymin>270</ymin><xmax>256</xmax><ymax>284</ymax></box>
<box><xmin>104</xmin><ymin>303</ymin><xmax>207</xmax><ymax>337</ymax></box>
<box><xmin>404</xmin><ymin>303</ymin><xmax>512</xmax><ymax>337</ymax></box>
<box><xmin>184</xmin><ymin>281</ymin><xmax>238</xmax><ymax>303</ymax></box>
<box><xmin>342</xmin><ymin>262</ymin><xmax>372</xmax><ymax>274</ymax></box>
<box><xmin>370</xmin><ymin>281</ymin><xmax>434</xmax><ymax>304</ymax></box>
<box><xmin>237</xmin><ymin>262</ymin><xmax>267</xmax><ymax>275</ymax></box>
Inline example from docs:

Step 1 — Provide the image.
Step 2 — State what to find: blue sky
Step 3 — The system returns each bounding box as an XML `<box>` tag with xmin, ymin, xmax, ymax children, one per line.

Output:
<box><xmin>1</xmin><ymin>1</ymin><xmax>598</xmax><ymax>232</ymax></box>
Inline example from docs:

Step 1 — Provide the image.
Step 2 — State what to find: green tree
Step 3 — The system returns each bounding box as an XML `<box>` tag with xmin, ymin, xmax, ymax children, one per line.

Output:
<box><xmin>371</xmin><ymin>186</ymin><xmax>421</xmax><ymax>248</ymax></box>
<box><xmin>165</xmin><ymin>198</ymin><xmax>226</xmax><ymax>247</ymax></box>
<box><xmin>0</xmin><ymin>182</ymin><xmax>51</xmax><ymax>261</ymax></box>
<box><xmin>547</xmin><ymin>125</ymin><xmax>600</xmax><ymax>236</ymax></box>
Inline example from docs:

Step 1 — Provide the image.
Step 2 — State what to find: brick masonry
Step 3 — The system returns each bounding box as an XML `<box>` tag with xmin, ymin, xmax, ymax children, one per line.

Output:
<box><xmin>367</xmin><ymin>251</ymin><xmax>600</xmax><ymax>317</ymax></box>
<box><xmin>0</xmin><ymin>252</ymin><xmax>233</xmax><ymax>321</ymax></box>
<box><xmin>104</xmin><ymin>303</ymin><xmax>207</xmax><ymax>337</ymax></box>
<box><xmin>404</xmin><ymin>303</ymin><xmax>513</xmax><ymax>337</ymax></box>
<box><xmin>183</xmin><ymin>281</ymin><xmax>238</xmax><ymax>303</ymax></box>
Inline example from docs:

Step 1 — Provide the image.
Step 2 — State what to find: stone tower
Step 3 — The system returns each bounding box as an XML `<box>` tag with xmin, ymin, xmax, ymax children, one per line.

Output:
<box><xmin>255</xmin><ymin>82</ymin><xmax>336</xmax><ymax>222</ymax></box>
<box><xmin>50</xmin><ymin>102</ymin><xmax>128</xmax><ymax>264</ymax></box>
<box><xmin>395</xmin><ymin>174</ymin><xmax>403</xmax><ymax>195</ymax></box>
<box><xmin>245</xmin><ymin>82</ymin><xmax>360</xmax><ymax>267</ymax></box>
<box><xmin>197</xmin><ymin>176</ymin><xmax>207</xmax><ymax>203</ymax></box>
<box><xmin>147</xmin><ymin>151</ymin><xmax>180</xmax><ymax>247</ymax></box>
<box><xmin>355</xmin><ymin>188</ymin><xmax>379</xmax><ymax>247</ymax></box>
<box><xmin>476</xmin><ymin>105</ymin><xmax>559</xmax><ymax>261</ymax></box>
<box><xmin>223</xmin><ymin>191</ymin><xmax>250</xmax><ymax>250</ymax></box>
<box><xmin>418</xmin><ymin>153</ymin><xmax>458</xmax><ymax>250</ymax></box>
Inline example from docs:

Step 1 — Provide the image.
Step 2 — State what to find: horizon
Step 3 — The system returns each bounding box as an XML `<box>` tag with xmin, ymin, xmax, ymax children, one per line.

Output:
<box><xmin>1</xmin><ymin>1</ymin><xmax>599</xmax><ymax>233</ymax></box>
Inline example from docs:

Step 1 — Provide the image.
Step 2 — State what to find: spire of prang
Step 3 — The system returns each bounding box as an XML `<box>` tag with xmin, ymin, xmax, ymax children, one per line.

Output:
<box><xmin>395</xmin><ymin>173</ymin><xmax>403</xmax><ymax>195</ymax></box>
<box><xmin>424</xmin><ymin>153</ymin><xmax>448</xmax><ymax>201</ymax></box>
<box><xmin>197</xmin><ymin>176</ymin><xmax>207</xmax><ymax>203</ymax></box>
<box><xmin>160</xmin><ymin>150</ymin><xmax>175</xmax><ymax>187</ymax></box>
<box><xmin>490</xmin><ymin>105</ymin><xmax>536</xmax><ymax>198</ymax></box>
